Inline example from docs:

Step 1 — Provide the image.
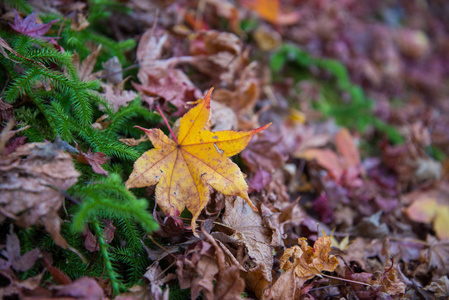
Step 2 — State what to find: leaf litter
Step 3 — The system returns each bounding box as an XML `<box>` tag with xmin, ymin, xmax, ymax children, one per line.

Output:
<box><xmin>2</xmin><ymin>0</ymin><xmax>449</xmax><ymax>299</ymax></box>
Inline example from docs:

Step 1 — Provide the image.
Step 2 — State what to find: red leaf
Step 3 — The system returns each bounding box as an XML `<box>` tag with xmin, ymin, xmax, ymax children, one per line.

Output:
<box><xmin>9</xmin><ymin>10</ymin><xmax>59</xmax><ymax>40</ymax></box>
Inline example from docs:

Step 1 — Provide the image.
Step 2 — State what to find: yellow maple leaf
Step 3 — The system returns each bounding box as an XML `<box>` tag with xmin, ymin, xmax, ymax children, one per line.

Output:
<box><xmin>279</xmin><ymin>231</ymin><xmax>339</xmax><ymax>279</ymax></box>
<box><xmin>126</xmin><ymin>89</ymin><xmax>270</xmax><ymax>235</ymax></box>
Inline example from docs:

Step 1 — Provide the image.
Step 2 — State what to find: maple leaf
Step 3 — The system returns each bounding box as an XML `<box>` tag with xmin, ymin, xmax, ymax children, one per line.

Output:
<box><xmin>74</xmin><ymin>146</ymin><xmax>110</xmax><ymax>177</ymax></box>
<box><xmin>9</xmin><ymin>10</ymin><xmax>59</xmax><ymax>40</ymax></box>
<box><xmin>0</xmin><ymin>227</ymin><xmax>40</xmax><ymax>272</ymax></box>
<box><xmin>126</xmin><ymin>89</ymin><xmax>270</xmax><ymax>234</ymax></box>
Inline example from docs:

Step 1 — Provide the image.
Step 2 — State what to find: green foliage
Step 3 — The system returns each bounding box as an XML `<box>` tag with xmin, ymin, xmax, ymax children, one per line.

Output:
<box><xmin>2</xmin><ymin>0</ymin><xmax>33</xmax><ymax>14</ymax></box>
<box><xmin>271</xmin><ymin>44</ymin><xmax>405</xmax><ymax>144</ymax></box>
<box><xmin>0</xmin><ymin>3</ymin><xmax>160</xmax><ymax>295</ymax></box>
<box><xmin>70</xmin><ymin>174</ymin><xmax>158</xmax><ymax>234</ymax></box>
<box><xmin>0</xmin><ymin>29</ymin><xmax>144</xmax><ymax>160</ymax></box>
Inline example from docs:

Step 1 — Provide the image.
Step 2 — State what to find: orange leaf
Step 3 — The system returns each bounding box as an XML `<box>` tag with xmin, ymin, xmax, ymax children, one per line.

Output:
<box><xmin>335</xmin><ymin>128</ymin><xmax>360</xmax><ymax>168</ymax></box>
<box><xmin>242</xmin><ymin>0</ymin><xmax>300</xmax><ymax>26</ymax></box>
<box><xmin>297</xmin><ymin>148</ymin><xmax>344</xmax><ymax>180</ymax></box>
<box><xmin>126</xmin><ymin>88</ymin><xmax>270</xmax><ymax>235</ymax></box>
<box><xmin>406</xmin><ymin>185</ymin><xmax>449</xmax><ymax>240</ymax></box>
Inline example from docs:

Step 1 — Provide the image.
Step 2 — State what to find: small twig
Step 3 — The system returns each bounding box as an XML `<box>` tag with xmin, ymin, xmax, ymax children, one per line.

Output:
<box><xmin>156</xmin><ymin>104</ymin><xmax>179</xmax><ymax>144</ymax></box>
<box><xmin>154</xmin><ymin>260</ymin><xmax>177</xmax><ymax>281</ymax></box>
<box><xmin>96</xmin><ymin>63</ymin><xmax>140</xmax><ymax>80</ymax></box>
<box><xmin>320</xmin><ymin>273</ymin><xmax>372</xmax><ymax>287</ymax></box>
<box><xmin>310</xmin><ymin>284</ymin><xmax>344</xmax><ymax>292</ymax></box>
<box><xmin>388</xmin><ymin>237</ymin><xmax>429</xmax><ymax>246</ymax></box>
<box><xmin>147</xmin><ymin>234</ymin><xmax>178</xmax><ymax>260</ymax></box>
<box><xmin>171</xmin><ymin>215</ymin><xmax>234</xmax><ymax>230</ymax></box>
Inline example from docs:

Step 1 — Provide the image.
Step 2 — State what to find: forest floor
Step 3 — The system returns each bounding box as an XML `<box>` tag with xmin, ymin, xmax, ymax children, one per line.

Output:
<box><xmin>1</xmin><ymin>0</ymin><xmax>449</xmax><ymax>299</ymax></box>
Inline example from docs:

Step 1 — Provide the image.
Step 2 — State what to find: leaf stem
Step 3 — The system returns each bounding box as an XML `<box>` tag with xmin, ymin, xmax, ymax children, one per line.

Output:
<box><xmin>156</xmin><ymin>104</ymin><xmax>179</xmax><ymax>144</ymax></box>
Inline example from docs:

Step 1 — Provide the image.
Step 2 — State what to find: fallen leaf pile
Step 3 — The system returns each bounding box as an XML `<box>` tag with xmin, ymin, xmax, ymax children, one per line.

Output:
<box><xmin>2</xmin><ymin>0</ymin><xmax>449</xmax><ymax>299</ymax></box>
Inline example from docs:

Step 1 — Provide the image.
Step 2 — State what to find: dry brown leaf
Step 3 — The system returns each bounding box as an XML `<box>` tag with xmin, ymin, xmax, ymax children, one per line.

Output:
<box><xmin>0</xmin><ymin>227</ymin><xmax>40</xmax><ymax>272</ymax></box>
<box><xmin>243</xmin><ymin>265</ymin><xmax>271</xmax><ymax>299</ymax></box>
<box><xmin>222</xmin><ymin>196</ymin><xmax>273</xmax><ymax>283</ymax></box>
<box><xmin>0</xmin><ymin>142</ymin><xmax>80</xmax><ymax>248</ymax></box>
<box><xmin>134</xmin><ymin>29</ymin><xmax>199</xmax><ymax>114</ymax></box>
<box><xmin>100</xmin><ymin>83</ymin><xmax>137</xmax><ymax>112</ymax></box>
<box><xmin>279</xmin><ymin>232</ymin><xmax>339</xmax><ymax>279</ymax></box>
<box><xmin>298</xmin><ymin>148</ymin><xmax>343</xmax><ymax>180</ymax></box>
<box><xmin>368</xmin><ymin>266</ymin><xmax>407</xmax><ymax>297</ymax></box>
<box><xmin>425</xmin><ymin>235</ymin><xmax>449</xmax><ymax>278</ymax></box>
<box><xmin>73</xmin><ymin>45</ymin><xmax>102</xmax><ymax>82</ymax></box>
<box><xmin>210</xmin><ymin>100</ymin><xmax>238</xmax><ymax>132</ymax></box>
<box><xmin>253</xmin><ymin>26</ymin><xmax>282</xmax><ymax>51</ymax></box>
<box><xmin>176</xmin><ymin>241</ymin><xmax>219</xmax><ymax>299</ymax></box>
<box><xmin>262</xmin><ymin>267</ymin><xmax>306</xmax><ymax>300</ymax></box>
<box><xmin>212</xmin><ymin>62</ymin><xmax>260</xmax><ymax>129</ymax></box>
<box><xmin>202</xmin><ymin>229</ymin><xmax>245</xmax><ymax>300</ymax></box>
<box><xmin>424</xmin><ymin>276</ymin><xmax>449</xmax><ymax>298</ymax></box>
<box><xmin>241</xmin><ymin>128</ymin><xmax>287</xmax><ymax>173</ymax></box>
<box><xmin>52</xmin><ymin>277</ymin><xmax>104</xmax><ymax>299</ymax></box>
<box><xmin>176</xmin><ymin>231</ymin><xmax>245</xmax><ymax>300</ymax></box>
<box><xmin>119</xmin><ymin>135</ymin><xmax>149</xmax><ymax>147</ymax></box>
<box><xmin>102</xmin><ymin>56</ymin><xmax>123</xmax><ymax>85</ymax></box>
<box><xmin>189</xmin><ymin>30</ymin><xmax>245</xmax><ymax>85</ymax></box>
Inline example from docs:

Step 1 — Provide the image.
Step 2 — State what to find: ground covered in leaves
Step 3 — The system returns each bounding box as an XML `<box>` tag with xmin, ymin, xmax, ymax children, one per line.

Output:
<box><xmin>1</xmin><ymin>0</ymin><xmax>449</xmax><ymax>299</ymax></box>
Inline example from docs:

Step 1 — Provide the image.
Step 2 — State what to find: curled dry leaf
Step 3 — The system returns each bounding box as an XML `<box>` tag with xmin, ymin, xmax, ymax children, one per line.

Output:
<box><xmin>119</xmin><ymin>135</ymin><xmax>149</xmax><ymax>147</ymax></box>
<box><xmin>176</xmin><ymin>240</ymin><xmax>219</xmax><ymax>299</ymax></box>
<box><xmin>0</xmin><ymin>142</ymin><xmax>80</xmax><ymax>248</ymax></box>
<box><xmin>368</xmin><ymin>266</ymin><xmax>406</xmax><ymax>298</ymax></box>
<box><xmin>279</xmin><ymin>232</ymin><xmax>339</xmax><ymax>279</ymax></box>
<box><xmin>126</xmin><ymin>89</ymin><xmax>270</xmax><ymax>235</ymax></box>
<box><xmin>424</xmin><ymin>276</ymin><xmax>449</xmax><ymax>298</ymax></box>
<box><xmin>202</xmin><ymin>229</ymin><xmax>245</xmax><ymax>300</ymax></box>
<box><xmin>189</xmin><ymin>30</ymin><xmax>245</xmax><ymax>85</ymax></box>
